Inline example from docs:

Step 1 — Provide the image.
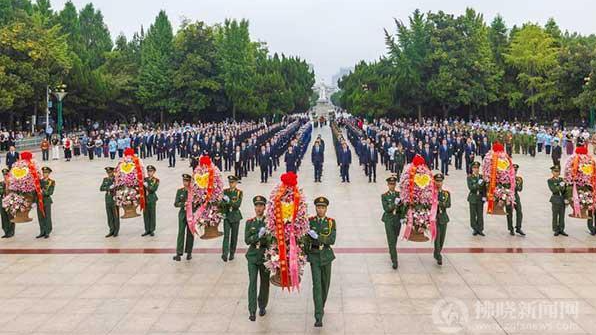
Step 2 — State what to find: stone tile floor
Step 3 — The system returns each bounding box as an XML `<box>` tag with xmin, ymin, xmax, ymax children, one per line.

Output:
<box><xmin>2</xmin><ymin>116</ymin><xmax>596</xmax><ymax>334</ymax></box>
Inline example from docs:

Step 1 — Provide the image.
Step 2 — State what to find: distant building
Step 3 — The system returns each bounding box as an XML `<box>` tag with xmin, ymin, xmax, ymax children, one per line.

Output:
<box><xmin>331</xmin><ymin>67</ymin><xmax>353</xmax><ymax>87</ymax></box>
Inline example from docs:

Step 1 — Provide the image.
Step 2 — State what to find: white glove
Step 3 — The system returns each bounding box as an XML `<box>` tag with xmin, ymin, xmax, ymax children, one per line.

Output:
<box><xmin>258</xmin><ymin>227</ymin><xmax>266</xmax><ymax>238</ymax></box>
<box><xmin>559</xmin><ymin>182</ymin><xmax>565</xmax><ymax>187</ymax></box>
<box><xmin>223</xmin><ymin>195</ymin><xmax>230</xmax><ymax>202</ymax></box>
<box><xmin>308</xmin><ymin>230</ymin><xmax>318</xmax><ymax>239</ymax></box>
<box><xmin>478</xmin><ymin>179</ymin><xmax>483</xmax><ymax>185</ymax></box>
<box><xmin>143</xmin><ymin>182</ymin><xmax>148</xmax><ymax>187</ymax></box>
<box><xmin>482</xmin><ymin>197</ymin><xmax>487</xmax><ymax>202</ymax></box>
<box><xmin>400</xmin><ymin>219</ymin><xmax>406</xmax><ymax>224</ymax></box>
<box><xmin>109</xmin><ymin>185</ymin><xmax>115</xmax><ymax>190</ymax></box>
<box><xmin>394</xmin><ymin>197</ymin><xmax>401</xmax><ymax>205</ymax></box>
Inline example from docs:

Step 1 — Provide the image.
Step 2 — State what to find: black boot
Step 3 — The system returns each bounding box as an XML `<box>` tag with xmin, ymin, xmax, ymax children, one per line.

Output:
<box><xmin>173</xmin><ymin>255</ymin><xmax>181</xmax><ymax>261</ymax></box>
<box><xmin>259</xmin><ymin>308</ymin><xmax>266</xmax><ymax>316</ymax></box>
<box><xmin>249</xmin><ymin>313</ymin><xmax>256</xmax><ymax>322</ymax></box>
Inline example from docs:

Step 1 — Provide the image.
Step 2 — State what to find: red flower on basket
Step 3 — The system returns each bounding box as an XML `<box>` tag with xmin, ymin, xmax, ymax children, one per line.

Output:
<box><xmin>2</xmin><ymin>151</ymin><xmax>43</xmax><ymax>220</ymax></box>
<box><xmin>264</xmin><ymin>172</ymin><xmax>309</xmax><ymax>291</ymax></box>
<box><xmin>564</xmin><ymin>146</ymin><xmax>596</xmax><ymax>217</ymax></box>
<box><xmin>482</xmin><ymin>142</ymin><xmax>516</xmax><ymax>214</ymax></box>
<box><xmin>399</xmin><ymin>155</ymin><xmax>438</xmax><ymax>242</ymax></box>
<box><xmin>114</xmin><ymin>149</ymin><xmax>145</xmax><ymax>209</ymax></box>
<box><xmin>186</xmin><ymin>155</ymin><xmax>224</xmax><ymax>235</ymax></box>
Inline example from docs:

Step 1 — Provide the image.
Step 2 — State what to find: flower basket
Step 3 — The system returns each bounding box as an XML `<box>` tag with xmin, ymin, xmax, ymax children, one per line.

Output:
<box><xmin>186</xmin><ymin>156</ymin><xmax>224</xmax><ymax>236</ymax></box>
<box><xmin>564</xmin><ymin>146</ymin><xmax>596</xmax><ymax>218</ymax></box>
<box><xmin>264</xmin><ymin>172</ymin><xmax>309</xmax><ymax>291</ymax></box>
<box><xmin>482</xmin><ymin>143</ymin><xmax>516</xmax><ymax>215</ymax></box>
<box><xmin>200</xmin><ymin>225</ymin><xmax>223</xmax><ymax>239</ymax></box>
<box><xmin>114</xmin><ymin>149</ymin><xmax>146</xmax><ymax>219</ymax></box>
<box><xmin>399</xmin><ymin>155</ymin><xmax>438</xmax><ymax>243</ymax></box>
<box><xmin>121</xmin><ymin>204</ymin><xmax>139</xmax><ymax>219</ymax></box>
<box><xmin>3</xmin><ymin>152</ymin><xmax>45</xmax><ymax>221</ymax></box>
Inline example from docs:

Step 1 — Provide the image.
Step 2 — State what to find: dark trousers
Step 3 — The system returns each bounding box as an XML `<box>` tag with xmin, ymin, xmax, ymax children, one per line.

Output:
<box><xmin>247</xmin><ymin>262</ymin><xmax>270</xmax><ymax>314</ymax></box>
<box><xmin>552</xmin><ymin>203</ymin><xmax>565</xmax><ymax>233</ymax></box>
<box><xmin>36</xmin><ymin>203</ymin><xmax>52</xmax><ymax>236</ymax></box>
<box><xmin>310</xmin><ymin>261</ymin><xmax>332</xmax><ymax>321</ymax></box>
<box><xmin>260</xmin><ymin>165</ymin><xmax>268</xmax><ymax>182</ymax></box>
<box><xmin>441</xmin><ymin>159</ymin><xmax>449</xmax><ymax>175</ymax></box>
<box><xmin>42</xmin><ymin>149</ymin><xmax>49</xmax><ymax>161</ymax></box>
<box><xmin>176</xmin><ymin>218</ymin><xmax>194</xmax><ymax>256</ymax></box>
<box><xmin>384</xmin><ymin>221</ymin><xmax>401</xmax><ymax>266</ymax></box>
<box><xmin>545</xmin><ymin>145</ymin><xmax>551</xmax><ymax>155</ymax></box>
<box><xmin>168</xmin><ymin>151</ymin><xmax>176</xmax><ymax>167</ymax></box>
<box><xmin>366</xmin><ymin>163</ymin><xmax>377</xmax><ymax>182</ymax></box>
<box><xmin>506</xmin><ymin>202</ymin><xmax>522</xmax><ymax>231</ymax></box>
<box><xmin>118</xmin><ymin>149</ymin><xmax>123</xmax><ymax>158</ymax></box>
<box><xmin>234</xmin><ymin>161</ymin><xmax>242</xmax><ymax>179</ymax></box>
<box><xmin>340</xmin><ymin>164</ymin><xmax>350</xmax><ymax>182</ymax></box>
<box><xmin>1</xmin><ymin>208</ymin><xmax>14</xmax><ymax>237</ymax></box>
<box><xmin>552</xmin><ymin>157</ymin><xmax>560</xmax><ymax>168</ymax></box>
<box><xmin>106</xmin><ymin>204</ymin><xmax>120</xmax><ymax>235</ymax></box>
<box><xmin>433</xmin><ymin>223</ymin><xmax>447</xmax><ymax>261</ymax></box>
<box><xmin>222</xmin><ymin>220</ymin><xmax>240</xmax><ymax>258</ymax></box>
<box><xmin>224</xmin><ymin>157</ymin><xmax>231</xmax><ymax>171</ymax></box>
<box><xmin>469</xmin><ymin>201</ymin><xmax>484</xmax><ymax>233</ymax></box>
<box><xmin>143</xmin><ymin>201</ymin><xmax>156</xmax><ymax>233</ymax></box>
<box><xmin>455</xmin><ymin>154</ymin><xmax>463</xmax><ymax>169</ymax></box>
<box><xmin>314</xmin><ymin>163</ymin><xmax>323</xmax><ymax>181</ymax></box>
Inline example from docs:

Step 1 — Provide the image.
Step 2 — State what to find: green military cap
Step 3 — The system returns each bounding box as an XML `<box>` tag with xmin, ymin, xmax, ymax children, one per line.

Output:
<box><xmin>182</xmin><ymin>173</ymin><xmax>192</xmax><ymax>181</ymax></box>
<box><xmin>550</xmin><ymin>166</ymin><xmax>560</xmax><ymax>172</ymax></box>
<box><xmin>513</xmin><ymin>164</ymin><xmax>519</xmax><ymax>170</ymax></box>
<box><xmin>470</xmin><ymin>161</ymin><xmax>481</xmax><ymax>168</ymax></box>
<box><xmin>104</xmin><ymin>167</ymin><xmax>115</xmax><ymax>173</ymax></box>
<box><xmin>146</xmin><ymin>165</ymin><xmax>156</xmax><ymax>172</ymax></box>
<box><xmin>434</xmin><ymin>173</ymin><xmax>444</xmax><ymax>181</ymax></box>
<box><xmin>386</xmin><ymin>175</ymin><xmax>398</xmax><ymax>183</ymax></box>
<box><xmin>314</xmin><ymin>196</ymin><xmax>329</xmax><ymax>207</ymax></box>
<box><xmin>253</xmin><ymin>195</ymin><xmax>267</xmax><ymax>206</ymax></box>
<box><xmin>1</xmin><ymin>168</ymin><xmax>8</xmax><ymax>175</ymax></box>
<box><xmin>41</xmin><ymin>166</ymin><xmax>52</xmax><ymax>173</ymax></box>
<box><xmin>228</xmin><ymin>175</ymin><xmax>239</xmax><ymax>182</ymax></box>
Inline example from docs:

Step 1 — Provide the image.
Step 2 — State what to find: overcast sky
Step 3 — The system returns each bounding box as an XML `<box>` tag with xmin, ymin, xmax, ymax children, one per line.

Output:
<box><xmin>51</xmin><ymin>0</ymin><xmax>596</xmax><ymax>84</ymax></box>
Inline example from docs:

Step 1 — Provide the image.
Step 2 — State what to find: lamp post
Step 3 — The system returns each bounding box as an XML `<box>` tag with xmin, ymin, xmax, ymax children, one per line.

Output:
<box><xmin>52</xmin><ymin>84</ymin><xmax>67</xmax><ymax>137</ymax></box>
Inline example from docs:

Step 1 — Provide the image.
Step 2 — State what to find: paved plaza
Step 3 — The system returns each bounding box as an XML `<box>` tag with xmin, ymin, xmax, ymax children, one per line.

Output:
<box><xmin>3</xmin><ymin>111</ymin><xmax>596</xmax><ymax>334</ymax></box>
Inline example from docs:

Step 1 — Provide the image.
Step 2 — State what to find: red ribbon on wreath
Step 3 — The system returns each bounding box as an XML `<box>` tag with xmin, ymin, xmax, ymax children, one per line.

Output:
<box><xmin>125</xmin><ymin>148</ymin><xmax>145</xmax><ymax>210</ymax></box>
<box><xmin>20</xmin><ymin>151</ymin><xmax>44</xmax><ymax>217</ymax></box>
<box><xmin>487</xmin><ymin>143</ymin><xmax>504</xmax><ymax>214</ymax></box>
<box><xmin>186</xmin><ymin>156</ymin><xmax>215</xmax><ymax>235</ymax></box>
<box><xmin>274</xmin><ymin>172</ymin><xmax>300</xmax><ymax>290</ymax></box>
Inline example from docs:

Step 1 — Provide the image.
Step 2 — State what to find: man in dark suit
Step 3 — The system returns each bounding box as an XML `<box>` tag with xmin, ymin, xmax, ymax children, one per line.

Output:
<box><xmin>439</xmin><ymin>139</ymin><xmax>450</xmax><ymax>176</ymax></box>
<box><xmin>464</xmin><ymin>138</ymin><xmax>476</xmax><ymax>174</ymax></box>
<box><xmin>167</xmin><ymin>137</ymin><xmax>176</xmax><ymax>168</ymax></box>
<box><xmin>339</xmin><ymin>142</ymin><xmax>352</xmax><ymax>182</ymax></box>
<box><xmin>5</xmin><ymin>146</ymin><xmax>19</xmax><ymax>169</ymax></box>
<box><xmin>285</xmin><ymin>146</ymin><xmax>297</xmax><ymax>173</ymax></box>
<box><xmin>453</xmin><ymin>137</ymin><xmax>464</xmax><ymax>170</ymax></box>
<box><xmin>551</xmin><ymin>138</ymin><xmax>562</xmax><ymax>168</ymax></box>
<box><xmin>364</xmin><ymin>142</ymin><xmax>378</xmax><ymax>183</ymax></box>
<box><xmin>258</xmin><ymin>145</ymin><xmax>270</xmax><ymax>183</ymax></box>
<box><xmin>311</xmin><ymin>141</ymin><xmax>324</xmax><ymax>182</ymax></box>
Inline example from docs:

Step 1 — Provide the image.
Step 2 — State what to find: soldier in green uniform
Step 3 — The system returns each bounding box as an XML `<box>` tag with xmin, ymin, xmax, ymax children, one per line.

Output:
<box><xmin>381</xmin><ymin>175</ymin><xmax>403</xmax><ymax>269</ymax></box>
<box><xmin>506</xmin><ymin>164</ymin><xmax>525</xmax><ymax>236</ymax></box>
<box><xmin>433</xmin><ymin>173</ymin><xmax>451</xmax><ymax>265</ymax></box>
<box><xmin>142</xmin><ymin>165</ymin><xmax>159</xmax><ymax>237</ymax></box>
<box><xmin>467</xmin><ymin>161</ymin><xmax>485</xmax><ymax>236</ymax></box>
<box><xmin>548</xmin><ymin>166</ymin><xmax>568</xmax><ymax>236</ymax></box>
<box><xmin>305</xmin><ymin>196</ymin><xmax>336</xmax><ymax>328</ymax></box>
<box><xmin>245</xmin><ymin>195</ymin><xmax>270</xmax><ymax>321</ymax></box>
<box><xmin>174</xmin><ymin>174</ymin><xmax>194</xmax><ymax>261</ymax></box>
<box><xmin>221</xmin><ymin>175</ymin><xmax>243</xmax><ymax>262</ymax></box>
<box><xmin>100</xmin><ymin>167</ymin><xmax>120</xmax><ymax>237</ymax></box>
<box><xmin>36</xmin><ymin>167</ymin><xmax>55</xmax><ymax>239</ymax></box>
<box><xmin>1</xmin><ymin>168</ymin><xmax>14</xmax><ymax>238</ymax></box>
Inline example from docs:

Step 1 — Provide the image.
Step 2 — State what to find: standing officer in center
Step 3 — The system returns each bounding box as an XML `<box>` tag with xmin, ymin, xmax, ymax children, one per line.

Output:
<box><xmin>548</xmin><ymin>166</ymin><xmax>568</xmax><ymax>236</ymax></box>
<box><xmin>221</xmin><ymin>175</ymin><xmax>243</xmax><ymax>262</ymax></box>
<box><xmin>100</xmin><ymin>167</ymin><xmax>120</xmax><ymax>237</ymax></box>
<box><xmin>174</xmin><ymin>174</ymin><xmax>194</xmax><ymax>261</ymax></box>
<box><xmin>142</xmin><ymin>165</ymin><xmax>159</xmax><ymax>237</ymax></box>
<box><xmin>467</xmin><ymin>161</ymin><xmax>485</xmax><ymax>236</ymax></box>
<box><xmin>381</xmin><ymin>175</ymin><xmax>403</xmax><ymax>269</ymax></box>
<box><xmin>311</xmin><ymin>140</ymin><xmax>324</xmax><ymax>182</ymax></box>
<box><xmin>433</xmin><ymin>173</ymin><xmax>451</xmax><ymax>265</ymax></box>
<box><xmin>36</xmin><ymin>167</ymin><xmax>55</xmax><ymax>239</ymax></box>
<box><xmin>245</xmin><ymin>195</ymin><xmax>271</xmax><ymax>322</ymax></box>
<box><xmin>305</xmin><ymin>196</ymin><xmax>336</xmax><ymax>328</ymax></box>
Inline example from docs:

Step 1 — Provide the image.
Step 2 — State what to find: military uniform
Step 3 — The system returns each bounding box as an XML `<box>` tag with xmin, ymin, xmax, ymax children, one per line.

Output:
<box><xmin>37</xmin><ymin>167</ymin><xmax>55</xmax><ymax>238</ymax></box>
<box><xmin>100</xmin><ymin>167</ymin><xmax>120</xmax><ymax>237</ymax></box>
<box><xmin>1</xmin><ymin>168</ymin><xmax>14</xmax><ymax>238</ymax></box>
<box><xmin>305</xmin><ymin>197</ymin><xmax>336</xmax><ymax>328</ymax></box>
<box><xmin>245</xmin><ymin>195</ymin><xmax>270</xmax><ymax>321</ymax></box>
<box><xmin>467</xmin><ymin>162</ymin><xmax>485</xmax><ymax>236</ymax></box>
<box><xmin>506</xmin><ymin>164</ymin><xmax>525</xmax><ymax>236</ymax></box>
<box><xmin>174</xmin><ymin>174</ymin><xmax>194</xmax><ymax>261</ymax></box>
<box><xmin>548</xmin><ymin>166</ymin><xmax>567</xmax><ymax>236</ymax></box>
<box><xmin>433</xmin><ymin>173</ymin><xmax>451</xmax><ymax>265</ymax></box>
<box><xmin>143</xmin><ymin>165</ymin><xmax>159</xmax><ymax>236</ymax></box>
<box><xmin>381</xmin><ymin>176</ymin><xmax>403</xmax><ymax>269</ymax></box>
<box><xmin>221</xmin><ymin>176</ymin><xmax>243</xmax><ymax>261</ymax></box>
